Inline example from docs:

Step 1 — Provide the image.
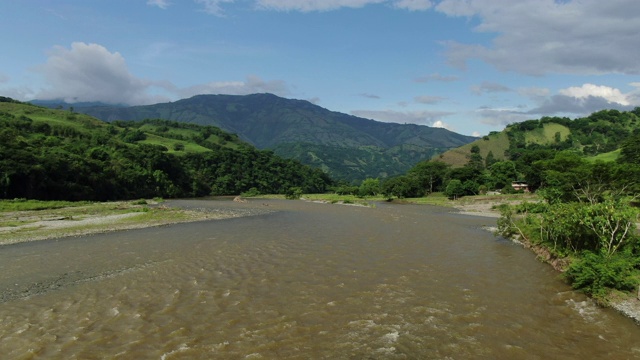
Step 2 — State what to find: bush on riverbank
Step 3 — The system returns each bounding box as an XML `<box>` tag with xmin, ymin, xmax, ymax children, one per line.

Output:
<box><xmin>497</xmin><ymin>196</ymin><xmax>640</xmax><ymax>303</ymax></box>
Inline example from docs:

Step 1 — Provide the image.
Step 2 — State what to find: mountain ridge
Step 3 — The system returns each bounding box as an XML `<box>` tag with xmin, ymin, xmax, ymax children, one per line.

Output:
<box><xmin>34</xmin><ymin>93</ymin><xmax>477</xmax><ymax>181</ymax></box>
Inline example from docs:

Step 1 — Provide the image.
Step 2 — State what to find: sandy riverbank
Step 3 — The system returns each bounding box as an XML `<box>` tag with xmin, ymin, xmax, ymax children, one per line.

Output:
<box><xmin>0</xmin><ymin>200</ymin><xmax>270</xmax><ymax>247</ymax></box>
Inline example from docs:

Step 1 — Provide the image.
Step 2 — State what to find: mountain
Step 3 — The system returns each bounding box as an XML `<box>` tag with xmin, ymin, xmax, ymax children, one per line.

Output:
<box><xmin>0</xmin><ymin>98</ymin><xmax>332</xmax><ymax>200</ymax></box>
<box><xmin>50</xmin><ymin>93</ymin><xmax>477</xmax><ymax>182</ymax></box>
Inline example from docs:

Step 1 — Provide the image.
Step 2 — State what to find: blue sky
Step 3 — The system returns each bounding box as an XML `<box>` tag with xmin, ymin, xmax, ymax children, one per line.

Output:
<box><xmin>2</xmin><ymin>0</ymin><xmax>640</xmax><ymax>136</ymax></box>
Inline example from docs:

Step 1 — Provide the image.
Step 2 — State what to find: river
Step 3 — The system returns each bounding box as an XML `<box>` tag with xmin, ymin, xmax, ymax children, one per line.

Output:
<box><xmin>0</xmin><ymin>199</ymin><xmax>638</xmax><ymax>359</ymax></box>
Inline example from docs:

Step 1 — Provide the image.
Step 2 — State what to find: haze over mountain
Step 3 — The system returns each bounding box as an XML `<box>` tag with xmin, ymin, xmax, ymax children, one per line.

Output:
<box><xmin>38</xmin><ymin>94</ymin><xmax>476</xmax><ymax>182</ymax></box>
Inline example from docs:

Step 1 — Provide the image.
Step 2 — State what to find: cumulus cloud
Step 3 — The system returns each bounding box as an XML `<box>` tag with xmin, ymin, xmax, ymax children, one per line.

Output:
<box><xmin>528</xmin><ymin>83</ymin><xmax>638</xmax><ymax>115</ymax></box>
<box><xmin>147</xmin><ymin>0</ymin><xmax>170</xmax><ymax>9</ymax></box>
<box><xmin>178</xmin><ymin>75</ymin><xmax>290</xmax><ymax>98</ymax></box>
<box><xmin>35</xmin><ymin>42</ymin><xmax>164</xmax><ymax>105</ymax></box>
<box><xmin>350</xmin><ymin>109</ymin><xmax>454</xmax><ymax>125</ymax></box>
<box><xmin>33</xmin><ymin>42</ymin><xmax>289</xmax><ymax>105</ymax></box>
<box><xmin>558</xmin><ymin>83</ymin><xmax>630</xmax><ymax>105</ymax></box>
<box><xmin>435</xmin><ymin>0</ymin><xmax>640</xmax><ymax>75</ymax></box>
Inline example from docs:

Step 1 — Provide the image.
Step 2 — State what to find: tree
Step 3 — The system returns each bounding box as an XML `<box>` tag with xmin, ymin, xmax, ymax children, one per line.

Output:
<box><xmin>618</xmin><ymin>134</ymin><xmax>640</xmax><ymax>164</ymax></box>
<box><xmin>444</xmin><ymin>179</ymin><xmax>465</xmax><ymax>200</ymax></box>
<box><xmin>358</xmin><ymin>178</ymin><xmax>380</xmax><ymax>197</ymax></box>
<box><xmin>409</xmin><ymin>160</ymin><xmax>449</xmax><ymax>194</ymax></box>
<box><xmin>485</xmin><ymin>150</ymin><xmax>497</xmax><ymax>168</ymax></box>
<box><xmin>381</xmin><ymin>175</ymin><xmax>422</xmax><ymax>199</ymax></box>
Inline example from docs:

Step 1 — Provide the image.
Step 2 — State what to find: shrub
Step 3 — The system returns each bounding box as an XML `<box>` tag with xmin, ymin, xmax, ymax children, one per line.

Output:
<box><xmin>285</xmin><ymin>187</ymin><xmax>303</xmax><ymax>200</ymax></box>
<box><xmin>565</xmin><ymin>251</ymin><xmax>639</xmax><ymax>301</ymax></box>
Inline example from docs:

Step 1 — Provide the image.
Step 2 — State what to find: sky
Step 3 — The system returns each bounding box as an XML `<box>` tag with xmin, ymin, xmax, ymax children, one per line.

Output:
<box><xmin>2</xmin><ymin>0</ymin><xmax>640</xmax><ymax>136</ymax></box>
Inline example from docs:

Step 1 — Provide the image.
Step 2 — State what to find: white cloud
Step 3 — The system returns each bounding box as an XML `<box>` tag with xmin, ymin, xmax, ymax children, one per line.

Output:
<box><xmin>195</xmin><ymin>0</ymin><xmax>235</xmax><ymax>16</ymax></box>
<box><xmin>147</xmin><ymin>0</ymin><xmax>171</xmax><ymax>9</ymax></box>
<box><xmin>350</xmin><ymin>109</ymin><xmax>453</xmax><ymax>125</ymax></box>
<box><xmin>435</xmin><ymin>0</ymin><xmax>640</xmax><ymax>75</ymax></box>
<box><xmin>431</xmin><ymin>120</ymin><xmax>453</xmax><ymax>130</ymax></box>
<box><xmin>392</xmin><ymin>0</ymin><xmax>433</xmax><ymax>11</ymax></box>
<box><xmin>178</xmin><ymin>75</ymin><xmax>290</xmax><ymax>98</ymax></box>
<box><xmin>526</xmin><ymin>83</ymin><xmax>639</xmax><ymax>115</ymax></box>
<box><xmin>32</xmin><ymin>42</ymin><xmax>289</xmax><ymax>105</ymax></box>
<box><xmin>558</xmin><ymin>83</ymin><xmax>630</xmax><ymax>105</ymax></box>
<box><xmin>35</xmin><ymin>42</ymin><xmax>164</xmax><ymax>105</ymax></box>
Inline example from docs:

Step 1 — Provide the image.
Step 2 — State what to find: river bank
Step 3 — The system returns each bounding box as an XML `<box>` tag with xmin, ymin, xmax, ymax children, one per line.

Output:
<box><xmin>0</xmin><ymin>199</ymin><xmax>271</xmax><ymax>246</ymax></box>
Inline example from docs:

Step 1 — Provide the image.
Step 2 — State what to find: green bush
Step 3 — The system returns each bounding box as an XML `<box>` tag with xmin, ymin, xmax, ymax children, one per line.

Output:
<box><xmin>241</xmin><ymin>187</ymin><xmax>261</xmax><ymax>197</ymax></box>
<box><xmin>565</xmin><ymin>251</ymin><xmax>639</xmax><ymax>301</ymax></box>
<box><xmin>285</xmin><ymin>187</ymin><xmax>303</xmax><ymax>200</ymax></box>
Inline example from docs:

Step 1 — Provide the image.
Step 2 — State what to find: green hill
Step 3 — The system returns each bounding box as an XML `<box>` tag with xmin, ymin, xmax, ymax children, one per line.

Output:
<box><xmin>42</xmin><ymin>93</ymin><xmax>477</xmax><ymax>182</ymax></box>
<box><xmin>0</xmin><ymin>98</ymin><xmax>332</xmax><ymax>201</ymax></box>
<box><xmin>435</xmin><ymin>110</ymin><xmax>639</xmax><ymax>168</ymax></box>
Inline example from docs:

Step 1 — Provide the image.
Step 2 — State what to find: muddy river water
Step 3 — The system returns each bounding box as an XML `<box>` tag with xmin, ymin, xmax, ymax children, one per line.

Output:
<box><xmin>0</xmin><ymin>199</ymin><xmax>639</xmax><ymax>359</ymax></box>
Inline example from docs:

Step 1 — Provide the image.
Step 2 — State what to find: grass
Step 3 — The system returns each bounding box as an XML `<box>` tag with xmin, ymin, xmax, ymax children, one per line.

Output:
<box><xmin>0</xmin><ymin>199</ymin><xmax>94</xmax><ymax>212</ymax></box>
<box><xmin>587</xmin><ymin>149</ymin><xmax>620</xmax><ymax>162</ymax></box>
<box><xmin>525</xmin><ymin>123</ymin><xmax>570</xmax><ymax>144</ymax></box>
<box><xmin>0</xmin><ymin>199</ymin><xmax>217</xmax><ymax>246</ymax></box>
<box><xmin>435</xmin><ymin>131</ymin><xmax>510</xmax><ymax>167</ymax></box>
<box><xmin>140</xmin><ymin>133</ymin><xmax>212</xmax><ymax>153</ymax></box>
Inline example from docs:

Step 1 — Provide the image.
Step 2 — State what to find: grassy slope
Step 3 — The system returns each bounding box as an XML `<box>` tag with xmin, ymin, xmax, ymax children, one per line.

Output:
<box><xmin>587</xmin><ymin>149</ymin><xmax>621</xmax><ymax>162</ymax></box>
<box><xmin>434</xmin><ymin>123</ymin><xmax>571</xmax><ymax>167</ymax></box>
<box><xmin>434</xmin><ymin>131</ymin><xmax>510</xmax><ymax>167</ymax></box>
<box><xmin>1</xmin><ymin>102</ymin><xmax>245</xmax><ymax>155</ymax></box>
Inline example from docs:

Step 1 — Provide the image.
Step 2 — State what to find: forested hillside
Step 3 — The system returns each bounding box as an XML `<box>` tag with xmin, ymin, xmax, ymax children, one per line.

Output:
<box><xmin>0</xmin><ymin>98</ymin><xmax>332</xmax><ymax>201</ymax></box>
<box><xmin>41</xmin><ymin>93</ymin><xmax>477</xmax><ymax>182</ymax></box>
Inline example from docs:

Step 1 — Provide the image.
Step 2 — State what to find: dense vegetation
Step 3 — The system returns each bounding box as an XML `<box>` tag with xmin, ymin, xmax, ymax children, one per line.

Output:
<box><xmin>0</xmin><ymin>99</ymin><xmax>332</xmax><ymax>201</ymax></box>
<box><xmin>41</xmin><ymin>93</ymin><xmax>476</xmax><ymax>182</ymax></box>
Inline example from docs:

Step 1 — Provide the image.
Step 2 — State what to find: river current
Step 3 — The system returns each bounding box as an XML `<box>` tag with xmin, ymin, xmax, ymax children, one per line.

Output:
<box><xmin>0</xmin><ymin>199</ymin><xmax>638</xmax><ymax>359</ymax></box>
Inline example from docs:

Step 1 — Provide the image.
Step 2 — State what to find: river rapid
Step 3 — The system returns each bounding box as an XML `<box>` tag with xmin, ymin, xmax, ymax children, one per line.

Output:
<box><xmin>0</xmin><ymin>199</ymin><xmax>638</xmax><ymax>359</ymax></box>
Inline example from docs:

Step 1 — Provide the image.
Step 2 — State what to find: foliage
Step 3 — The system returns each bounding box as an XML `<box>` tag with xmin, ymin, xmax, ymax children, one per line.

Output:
<box><xmin>380</xmin><ymin>175</ymin><xmax>423</xmax><ymax>199</ymax></box>
<box><xmin>444</xmin><ymin>179</ymin><xmax>465</xmax><ymax>200</ymax></box>
<box><xmin>0</xmin><ymin>101</ymin><xmax>334</xmax><ymax>201</ymax></box>
<box><xmin>358</xmin><ymin>178</ymin><xmax>381</xmax><ymax>197</ymax></box>
<box><xmin>565</xmin><ymin>251</ymin><xmax>639</xmax><ymax>300</ymax></box>
<box><xmin>285</xmin><ymin>187</ymin><xmax>303</xmax><ymax>200</ymax></box>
